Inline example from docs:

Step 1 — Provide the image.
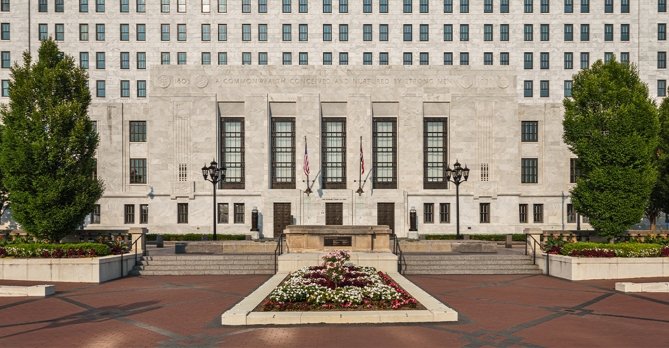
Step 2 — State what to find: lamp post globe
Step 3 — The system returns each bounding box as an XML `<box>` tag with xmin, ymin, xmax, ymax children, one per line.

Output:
<box><xmin>446</xmin><ymin>159</ymin><xmax>469</xmax><ymax>240</ymax></box>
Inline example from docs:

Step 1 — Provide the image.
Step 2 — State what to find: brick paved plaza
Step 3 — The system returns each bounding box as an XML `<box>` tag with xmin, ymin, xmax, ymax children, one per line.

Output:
<box><xmin>1</xmin><ymin>274</ymin><xmax>668</xmax><ymax>347</ymax></box>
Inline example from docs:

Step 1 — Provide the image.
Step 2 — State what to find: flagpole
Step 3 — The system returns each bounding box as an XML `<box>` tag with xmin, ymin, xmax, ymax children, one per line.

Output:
<box><xmin>356</xmin><ymin>136</ymin><xmax>364</xmax><ymax>195</ymax></box>
<box><xmin>304</xmin><ymin>136</ymin><xmax>312</xmax><ymax>195</ymax></box>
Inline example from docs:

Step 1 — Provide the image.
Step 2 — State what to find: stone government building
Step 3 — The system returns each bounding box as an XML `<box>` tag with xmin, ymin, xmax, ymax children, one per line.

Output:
<box><xmin>1</xmin><ymin>0</ymin><xmax>667</xmax><ymax>237</ymax></box>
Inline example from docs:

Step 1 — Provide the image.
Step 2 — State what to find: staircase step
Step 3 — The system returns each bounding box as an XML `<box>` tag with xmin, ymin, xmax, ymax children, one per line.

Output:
<box><xmin>401</xmin><ymin>260</ymin><xmax>534</xmax><ymax>266</ymax></box>
<box><xmin>136</xmin><ymin>264</ymin><xmax>275</xmax><ymax>271</ymax></box>
<box><xmin>403</xmin><ymin>269</ymin><xmax>544</xmax><ymax>275</ymax></box>
<box><xmin>403</xmin><ymin>264</ymin><xmax>540</xmax><ymax>270</ymax></box>
<box><xmin>129</xmin><ymin>269</ymin><xmax>274</xmax><ymax>276</ymax></box>
<box><xmin>137</xmin><ymin>260</ymin><xmax>271</xmax><ymax>266</ymax></box>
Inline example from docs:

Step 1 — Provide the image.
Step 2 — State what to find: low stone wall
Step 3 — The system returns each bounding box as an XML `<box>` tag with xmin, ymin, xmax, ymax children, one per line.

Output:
<box><xmin>0</xmin><ymin>254</ymin><xmax>138</xmax><ymax>283</ymax></box>
<box><xmin>184</xmin><ymin>241</ymin><xmax>278</xmax><ymax>254</ymax></box>
<box><xmin>399</xmin><ymin>240</ymin><xmax>497</xmax><ymax>253</ymax></box>
<box><xmin>536</xmin><ymin>254</ymin><xmax>669</xmax><ymax>280</ymax></box>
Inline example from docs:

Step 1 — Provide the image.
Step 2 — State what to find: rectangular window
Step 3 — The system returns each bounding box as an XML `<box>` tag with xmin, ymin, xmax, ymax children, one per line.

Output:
<box><xmin>271</xmin><ymin>118</ymin><xmax>296</xmax><ymax>188</ymax></box>
<box><xmin>659</xmin><ymin>52</ymin><xmax>667</xmax><ymax>69</ymax></box>
<box><xmin>39</xmin><ymin>0</ymin><xmax>47</xmax><ymax>12</ymax></box>
<box><xmin>581</xmin><ymin>24</ymin><xmax>589</xmax><ymax>41</ymax></box>
<box><xmin>521</xmin><ymin>158</ymin><xmax>538</xmax><ymax>183</ymax></box>
<box><xmin>259</xmin><ymin>25</ymin><xmax>267</xmax><ymax>41</ymax></box>
<box><xmin>243</xmin><ymin>24</ymin><xmax>252</xmax><ymax>41</ymax></box>
<box><xmin>581</xmin><ymin>0</ymin><xmax>589</xmax><ymax>12</ymax></box>
<box><xmin>484</xmin><ymin>0</ymin><xmax>492</xmax><ymax>12</ymax></box>
<box><xmin>221</xmin><ymin>118</ymin><xmax>245</xmax><ymax>188</ymax></box>
<box><xmin>339</xmin><ymin>0</ymin><xmax>348</xmax><ymax>12</ymax></box>
<box><xmin>161</xmin><ymin>24</ymin><xmax>170</xmax><ymax>41</ymax></box>
<box><xmin>120</xmin><ymin>52</ymin><xmax>129</xmax><ymax>69</ymax></box>
<box><xmin>380</xmin><ymin>0</ymin><xmax>388</xmax><ymax>12</ymax></box>
<box><xmin>460</xmin><ymin>0</ymin><xmax>469</xmax><ymax>12</ymax></box>
<box><xmin>177</xmin><ymin>0</ymin><xmax>186</xmax><ymax>12</ymax></box>
<box><xmin>524</xmin><ymin>52</ymin><xmax>533</xmax><ymax>69</ymax></box>
<box><xmin>124</xmin><ymin>205</ymin><xmax>135</xmax><ymax>224</ymax></box>
<box><xmin>379</xmin><ymin>52</ymin><xmax>388</xmax><ymax>65</ymax></box>
<box><xmin>373</xmin><ymin>118</ymin><xmax>397</xmax><ymax>189</ymax></box>
<box><xmin>79</xmin><ymin>24</ymin><xmax>88</xmax><ymax>41</ymax></box>
<box><xmin>420</xmin><ymin>25</ymin><xmax>429</xmax><ymax>41</ymax></box>
<box><xmin>658</xmin><ymin>80</ymin><xmax>667</xmax><ymax>97</ymax></box>
<box><xmin>322</xmin><ymin>118</ymin><xmax>347</xmax><ymax>189</ymax></box>
<box><xmin>424</xmin><ymin>203</ymin><xmax>434</xmax><ymax>223</ymax></box>
<box><xmin>460</xmin><ymin>24</ymin><xmax>468</xmax><ymax>41</ymax></box>
<box><xmin>500</xmin><ymin>52</ymin><xmax>509</xmax><ymax>65</ymax></box>
<box><xmin>480</xmin><ymin>203</ymin><xmax>490</xmax><ymax>223</ymax></box>
<box><xmin>605</xmin><ymin>24</ymin><xmax>613</xmax><ymax>41</ymax></box>
<box><xmin>564</xmin><ymin>24</ymin><xmax>573</xmax><ymax>41</ymax></box>
<box><xmin>604</xmin><ymin>52</ymin><xmax>613</xmax><ymax>63</ymax></box>
<box><xmin>94</xmin><ymin>24</ymin><xmax>104</xmax><ymax>41</ymax></box>
<box><xmin>283</xmin><ymin>24</ymin><xmax>291</xmax><ymax>41</ymax></box>
<box><xmin>54</xmin><ymin>24</ymin><xmax>64</xmax><ymax>41</ymax></box>
<box><xmin>178</xmin><ymin>52</ymin><xmax>187</xmax><ymax>65</ymax></box>
<box><xmin>177</xmin><ymin>24</ymin><xmax>187</xmax><ymax>41</ymax></box>
<box><xmin>661</xmin><ymin>0</ymin><xmax>667</xmax><ymax>11</ymax></box>
<box><xmin>283</xmin><ymin>0</ymin><xmax>291</xmax><ymax>12</ymax></box>
<box><xmin>259</xmin><ymin>0</ymin><xmax>266</xmax><ymax>12</ymax></box>
<box><xmin>403</xmin><ymin>25</ymin><xmax>412</xmax><ymax>41</ymax></box>
<box><xmin>1</xmin><ymin>79</ymin><xmax>8</xmax><ymax>97</ymax></box>
<box><xmin>129</xmin><ymin>121</ymin><xmax>147</xmax><ymax>142</ymax></box>
<box><xmin>525</xmin><ymin>24</ymin><xmax>533</xmax><ymax>41</ymax></box>
<box><xmin>420</xmin><ymin>52</ymin><xmax>429</xmax><ymax>65</ymax></box>
<box><xmin>218</xmin><ymin>24</ymin><xmax>227</xmax><ymax>41</ymax></box>
<box><xmin>218</xmin><ymin>203</ymin><xmax>228</xmax><ymax>223</ymax></box>
<box><xmin>460</xmin><ymin>52</ymin><xmax>469</xmax><ymax>65</ymax></box>
<box><xmin>97</xmin><ymin>0</ymin><xmax>105</xmax><ymax>12</ymax></box>
<box><xmin>621</xmin><ymin>24</ymin><xmax>629</xmax><ymax>41</ymax></box>
<box><xmin>203</xmin><ymin>0</ymin><xmax>211</xmax><ymax>12</ymax></box>
<box><xmin>177</xmin><ymin>203</ymin><xmax>188</xmax><ymax>224</ymax></box>
<box><xmin>299</xmin><ymin>24</ymin><xmax>308</xmax><ymax>41</ymax></box>
<box><xmin>162</xmin><ymin>0</ymin><xmax>169</xmax><ymax>12</ymax></box>
<box><xmin>439</xmin><ymin>203</ymin><xmax>450</xmax><ymax>223</ymax></box>
<box><xmin>659</xmin><ymin>24</ymin><xmax>667</xmax><ymax>40</ymax></box>
<box><xmin>521</xmin><ymin>121</ymin><xmax>538</xmax><ymax>142</ymax></box>
<box><xmin>323</xmin><ymin>24</ymin><xmax>332</xmax><ymax>41</ymax></box>
<box><xmin>120</xmin><ymin>0</ymin><xmax>129</xmax><ymax>12</ymax></box>
<box><xmin>219</xmin><ymin>0</ymin><xmax>227</xmax><ymax>12</ymax></box>
<box><xmin>139</xmin><ymin>204</ymin><xmax>148</xmax><ymax>224</ymax></box>
<box><xmin>137</xmin><ymin>0</ymin><xmax>146</xmax><ymax>12</ymax></box>
<box><xmin>404</xmin><ymin>0</ymin><xmax>412</xmax><ymax>12</ymax></box>
<box><xmin>540</xmin><ymin>24</ymin><xmax>549</xmax><ymax>41</ymax></box>
<box><xmin>234</xmin><ymin>204</ymin><xmax>245</xmax><ymax>223</ymax></box>
<box><xmin>500</xmin><ymin>24</ymin><xmax>509</xmax><ymax>41</ymax></box>
<box><xmin>605</xmin><ymin>0</ymin><xmax>613</xmax><ymax>12</ymax></box>
<box><xmin>324</xmin><ymin>0</ymin><xmax>332</xmax><ymax>12</ymax></box>
<box><xmin>299</xmin><ymin>0</ymin><xmax>307</xmax><ymax>12</ymax></box>
<box><xmin>299</xmin><ymin>52</ymin><xmax>308</xmax><ymax>65</ymax></box>
<box><xmin>524</xmin><ymin>80</ymin><xmax>533</xmax><ymax>97</ymax></box>
<box><xmin>424</xmin><ymin>118</ymin><xmax>447</xmax><ymax>189</ymax></box>
<box><xmin>91</xmin><ymin>205</ymin><xmax>101</xmax><ymax>224</ymax></box>
<box><xmin>444</xmin><ymin>24</ymin><xmax>453</xmax><ymax>41</ymax></box>
<box><xmin>566</xmin><ymin>204</ymin><xmax>576</xmax><ymax>223</ymax></box>
<box><xmin>218</xmin><ymin>52</ymin><xmax>227</xmax><ymax>65</ymax></box>
<box><xmin>540</xmin><ymin>80</ymin><xmax>549</xmax><ymax>97</ymax></box>
<box><xmin>130</xmin><ymin>158</ymin><xmax>147</xmax><ymax>183</ymax></box>
<box><xmin>363</xmin><ymin>25</ymin><xmax>372</xmax><ymax>41</ymax></box>
<box><xmin>364</xmin><ymin>0</ymin><xmax>372</xmax><ymax>12</ymax></box>
<box><xmin>119</xmin><ymin>24</ymin><xmax>130</xmax><ymax>42</ymax></box>
<box><xmin>363</xmin><ymin>52</ymin><xmax>372</xmax><ymax>65</ymax></box>
<box><xmin>137</xmin><ymin>24</ymin><xmax>146</xmax><ymax>41</ymax></box>
<box><xmin>444</xmin><ymin>52</ymin><xmax>453</xmax><ymax>65</ymax></box>
<box><xmin>202</xmin><ymin>52</ymin><xmax>211</xmax><ymax>65</ymax></box>
<box><xmin>533</xmin><ymin>204</ymin><xmax>544</xmax><ymax>223</ymax></box>
<box><xmin>541</xmin><ymin>0</ymin><xmax>549</xmax><ymax>12</ymax></box>
<box><xmin>564</xmin><ymin>52</ymin><xmax>573</xmax><ymax>69</ymax></box>
<box><xmin>243</xmin><ymin>0</ymin><xmax>251</xmax><ymax>12</ymax></box>
<box><xmin>339</xmin><ymin>24</ymin><xmax>348</xmax><ymax>41</ymax></box>
<box><xmin>161</xmin><ymin>52</ymin><xmax>170</xmax><ymax>65</ymax></box>
<box><xmin>525</xmin><ymin>0</ymin><xmax>533</xmax><ymax>12</ymax></box>
<box><xmin>570</xmin><ymin>158</ymin><xmax>581</xmax><ymax>183</ymax></box>
<box><xmin>339</xmin><ymin>52</ymin><xmax>348</xmax><ymax>65</ymax></box>
<box><xmin>323</xmin><ymin>52</ymin><xmax>332</xmax><ymax>65</ymax></box>
<box><xmin>202</xmin><ymin>24</ymin><xmax>211</xmax><ymax>41</ymax></box>
<box><xmin>580</xmin><ymin>52</ymin><xmax>589</xmax><ymax>69</ymax></box>
<box><xmin>621</xmin><ymin>0</ymin><xmax>628</xmax><ymax>12</ymax></box>
<box><xmin>540</xmin><ymin>52</ymin><xmax>549</xmax><ymax>69</ymax></box>
<box><xmin>519</xmin><ymin>204</ymin><xmax>528</xmax><ymax>223</ymax></box>
<box><xmin>80</xmin><ymin>0</ymin><xmax>89</xmax><ymax>12</ymax></box>
<box><xmin>444</xmin><ymin>0</ymin><xmax>452</xmax><ymax>12</ymax></box>
<box><xmin>96</xmin><ymin>52</ymin><xmax>105</xmax><ymax>69</ymax></box>
<box><xmin>501</xmin><ymin>0</ymin><xmax>509</xmax><ymax>12</ymax></box>
<box><xmin>80</xmin><ymin>52</ymin><xmax>89</xmax><ymax>69</ymax></box>
<box><xmin>484</xmin><ymin>24</ymin><xmax>493</xmax><ymax>41</ymax></box>
<box><xmin>420</xmin><ymin>0</ymin><xmax>429</xmax><ymax>12</ymax></box>
<box><xmin>137</xmin><ymin>80</ymin><xmax>146</xmax><ymax>97</ymax></box>
<box><xmin>121</xmin><ymin>80</ymin><xmax>130</xmax><ymax>98</ymax></box>
<box><xmin>259</xmin><ymin>52</ymin><xmax>267</xmax><ymax>65</ymax></box>
<box><xmin>380</xmin><ymin>24</ymin><xmax>388</xmax><ymax>41</ymax></box>
<box><xmin>564</xmin><ymin>80</ymin><xmax>573</xmax><ymax>97</ymax></box>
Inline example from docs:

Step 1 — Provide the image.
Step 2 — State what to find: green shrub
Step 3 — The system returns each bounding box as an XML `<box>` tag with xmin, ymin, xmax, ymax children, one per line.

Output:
<box><xmin>424</xmin><ymin>234</ymin><xmax>525</xmax><ymax>241</ymax></box>
<box><xmin>3</xmin><ymin>243</ymin><xmax>111</xmax><ymax>258</ymax></box>
<box><xmin>560</xmin><ymin>242</ymin><xmax>665</xmax><ymax>257</ymax></box>
<box><xmin>145</xmin><ymin>233</ymin><xmax>246</xmax><ymax>241</ymax></box>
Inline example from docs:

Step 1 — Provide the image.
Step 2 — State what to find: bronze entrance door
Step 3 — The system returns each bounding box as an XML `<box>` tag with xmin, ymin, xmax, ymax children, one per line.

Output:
<box><xmin>325</xmin><ymin>203</ymin><xmax>343</xmax><ymax>225</ymax></box>
<box><xmin>377</xmin><ymin>203</ymin><xmax>395</xmax><ymax>234</ymax></box>
<box><xmin>273</xmin><ymin>203</ymin><xmax>291</xmax><ymax>237</ymax></box>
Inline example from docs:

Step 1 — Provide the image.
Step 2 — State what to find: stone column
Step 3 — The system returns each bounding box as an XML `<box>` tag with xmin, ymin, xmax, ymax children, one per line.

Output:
<box><xmin>129</xmin><ymin>227</ymin><xmax>147</xmax><ymax>255</ymax></box>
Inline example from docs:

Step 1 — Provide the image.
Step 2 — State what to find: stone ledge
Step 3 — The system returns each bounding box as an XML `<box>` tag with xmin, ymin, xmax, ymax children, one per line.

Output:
<box><xmin>537</xmin><ymin>254</ymin><xmax>669</xmax><ymax>280</ymax></box>
<box><xmin>221</xmin><ymin>271</ymin><xmax>458</xmax><ymax>326</ymax></box>
<box><xmin>615</xmin><ymin>282</ymin><xmax>669</xmax><ymax>292</ymax></box>
<box><xmin>399</xmin><ymin>240</ymin><xmax>498</xmax><ymax>253</ymax></box>
<box><xmin>0</xmin><ymin>285</ymin><xmax>55</xmax><ymax>297</ymax></box>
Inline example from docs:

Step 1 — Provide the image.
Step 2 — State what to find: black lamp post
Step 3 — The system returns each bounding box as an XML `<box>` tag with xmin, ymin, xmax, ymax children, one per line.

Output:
<box><xmin>445</xmin><ymin>160</ymin><xmax>470</xmax><ymax>240</ymax></box>
<box><xmin>202</xmin><ymin>160</ymin><xmax>226</xmax><ymax>241</ymax></box>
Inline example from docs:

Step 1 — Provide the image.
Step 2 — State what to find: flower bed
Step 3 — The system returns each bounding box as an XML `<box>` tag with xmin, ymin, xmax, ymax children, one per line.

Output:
<box><xmin>258</xmin><ymin>250</ymin><xmax>423</xmax><ymax>312</ymax></box>
<box><xmin>555</xmin><ymin>242</ymin><xmax>669</xmax><ymax>258</ymax></box>
<box><xmin>0</xmin><ymin>243</ymin><xmax>111</xmax><ymax>258</ymax></box>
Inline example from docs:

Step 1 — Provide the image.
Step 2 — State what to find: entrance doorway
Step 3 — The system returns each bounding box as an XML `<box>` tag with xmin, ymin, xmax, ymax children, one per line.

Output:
<box><xmin>377</xmin><ymin>203</ymin><xmax>395</xmax><ymax>234</ymax></box>
<box><xmin>273</xmin><ymin>203</ymin><xmax>291</xmax><ymax>237</ymax></box>
<box><xmin>325</xmin><ymin>203</ymin><xmax>343</xmax><ymax>225</ymax></box>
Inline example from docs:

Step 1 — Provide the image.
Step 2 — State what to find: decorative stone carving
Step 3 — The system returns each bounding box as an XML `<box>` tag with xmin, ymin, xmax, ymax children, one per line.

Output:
<box><xmin>497</xmin><ymin>76</ymin><xmax>511</xmax><ymax>89</ymax></box>
<box><xmin>458</xmin><ymin>76</ymin><xmax>474</xmax><ymax>89</ymax></box>
<box><xmin>195</xmin><ymin>75</ymin><xmax>209</xmax><ymax>88</ymax></box>
<box><xmin>157</xmin><ymin>75</ymin><xmax>171</xmax><ymax>88</ymax></box>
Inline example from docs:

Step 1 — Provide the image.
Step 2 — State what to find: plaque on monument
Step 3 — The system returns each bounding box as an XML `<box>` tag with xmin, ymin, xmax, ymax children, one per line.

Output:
<box><xmin>324</xmin><ymin>236</ymin><xmax>352</xmax><ymax>247</ymax></box>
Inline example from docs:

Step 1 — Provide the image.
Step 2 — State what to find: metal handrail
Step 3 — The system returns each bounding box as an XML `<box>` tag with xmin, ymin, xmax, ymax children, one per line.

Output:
<box><xmin>122</xmin><ymin>236</ymin><xmax>144</xmax><ymax>278</ymax></box>
<box><xmin>390</xmin><ymin>234</ymin><xmax>405</xmax><ymax>274</ymax></box>
<box><xmin>525</xmin><ymin>233</ymin><xmax>549</xmax><ymax>275</ymax></box>
<box><xmin>273</xmin><ymin>234</ymin><xmax>285</xmax><ymax>274</ymax></box>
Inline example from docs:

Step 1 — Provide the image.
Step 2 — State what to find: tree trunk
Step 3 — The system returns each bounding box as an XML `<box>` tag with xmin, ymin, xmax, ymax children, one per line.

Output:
<box><xmin>651</xmin><ymin>220</ymin><xmax>657</xmax><ymax>231</ymax></box>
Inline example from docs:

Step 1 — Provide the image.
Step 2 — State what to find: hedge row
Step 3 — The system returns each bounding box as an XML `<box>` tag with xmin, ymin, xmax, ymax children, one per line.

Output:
<box><xmin>560</xmin><ymin>242</ymin><xmax>669</xmax><ymax>258</ymax></box>
<box><xmin>146</xmin><ymin>233</ymin><xmax>247</xmax><ymax>241</ymax></box>
<box><xmin>424</xmin><ymin>234</ymin><xmax>526</xmax><ymax>242</ymax></box>
<box><xmin>1</xmin><ymin>243</ymin><xmax>111</xmax><ymax>258</ymax></box>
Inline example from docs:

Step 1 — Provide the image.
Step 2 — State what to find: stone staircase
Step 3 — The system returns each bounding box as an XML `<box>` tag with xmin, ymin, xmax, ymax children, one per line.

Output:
<box><xmin>129</xmin><ymin>254</ymin><xmax>276</xmax><ymax>276</ymax></box>
<box><xmin>401</xmin><ymin>253</ymin><xmax>543</xmax><ymax>275</ymax></box>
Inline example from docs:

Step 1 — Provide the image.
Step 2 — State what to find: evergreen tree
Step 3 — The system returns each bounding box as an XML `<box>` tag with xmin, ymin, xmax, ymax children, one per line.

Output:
<box><xmin>563</xmin><ymin>57</ymin><xmax>659</xmax><ymax>240</ymax></box>
<box><xmin>0</xmin><ymin>39</ymin><xmax>103</xmax><ymax>243</ymax></box>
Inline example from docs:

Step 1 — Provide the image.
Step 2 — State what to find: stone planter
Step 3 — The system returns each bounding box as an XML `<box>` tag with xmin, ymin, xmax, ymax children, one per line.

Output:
<box><xmin>537</xmin><ymin>253</ymin><xmax>669</xmax><ymax>280</ymax></box>
<box><xmin>0</xmin><ymin>254</ymin><xmax>138</xmax><ymax>283</ymax></box>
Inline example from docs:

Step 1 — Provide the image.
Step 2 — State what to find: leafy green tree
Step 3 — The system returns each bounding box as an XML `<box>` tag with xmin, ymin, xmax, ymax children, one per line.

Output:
<box><xmin>563</xmin><ymin>57</ymin><xmax>659</xmax><ymax>240</ymax></box>
<box><xmin>0</xmin><ymin>125</ymin><xmax>8</xmax><ymax>218</ymax></box>
<box><xmin>646</xmin><ymin>98</ymin><xmax>669</xmax><ymax>230</ymax></box>
<box><xmin>0</xmin><ymin>38</ymin><xmax>103</xmax><ymax>243</ymax></box>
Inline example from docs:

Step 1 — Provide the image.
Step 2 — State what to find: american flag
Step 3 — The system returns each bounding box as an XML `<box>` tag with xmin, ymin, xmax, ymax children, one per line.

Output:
<box><xmin>303</xmin><ymin>142</ymin><xmax>310</xmax><ymax>176</ymax></box>
<box><xmin>360</xmin><ymin>142</ymin><xmax>365</xmax><ymax>174</ymax></box>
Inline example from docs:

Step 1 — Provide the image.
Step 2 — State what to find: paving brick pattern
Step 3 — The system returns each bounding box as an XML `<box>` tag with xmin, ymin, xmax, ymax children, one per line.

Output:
<box><xmin>1</xmin><ymin>274</ymin><xmax>668</xmax><ymax>347</ymax></box>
